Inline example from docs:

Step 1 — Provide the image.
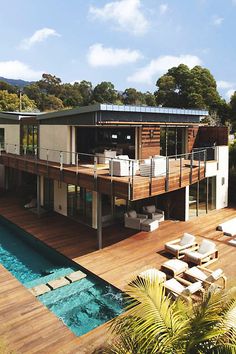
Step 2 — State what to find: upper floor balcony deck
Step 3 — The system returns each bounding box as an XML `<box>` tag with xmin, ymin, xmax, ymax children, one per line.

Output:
<box><xmin>0</xmin><ymin>143</ymin><xmax>219</xmax><ymax>201</ymax></box>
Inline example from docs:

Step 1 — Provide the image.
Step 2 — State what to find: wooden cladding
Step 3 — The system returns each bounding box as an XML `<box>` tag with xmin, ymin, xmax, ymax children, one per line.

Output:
<box><xmin>195</xmin><ymin>126</ymin><xmax>228</xmax><ymax>147</ymax></box>
<box><xmin>140</xmin><ymin>126</ymin><xmax>160</xmax><ymax>159</ymax></box>
<box><xmin>187</xmin><ymin>127</ymin><xmax>199</xmax><ymax>153</ymax></box>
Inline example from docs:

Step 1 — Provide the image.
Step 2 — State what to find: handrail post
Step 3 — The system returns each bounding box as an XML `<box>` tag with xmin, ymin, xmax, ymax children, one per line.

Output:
<box><xmin>131</xmin><ymin>160</ymin><xmax>134</xmax><ymax>200</ymax></box>
<box><xmin>198</xmin><ymin>151</ymin><xmax>201</xmax><ymax>180</ymax></box>
<box><xmin>149</xmin><ymin>157</ymin><xmax>153</xmax><ymax>196</ymax></box>
<box><xmin>190</xmin><ymin>152</ymin><xmax>193</xmax><ymax>184</ymax></box>
<box><xmin>110</xmin><ymin>157</ymin><xmax>114</xmax><ymax>216</ymax></box>
<box><xmin>94</xmin><ymin>155</ymin><xmax>98</xmax><ymax>190</ymax></box>
<box><xmin>204</xmin><ymin>150</ymin><xmax>207</xmax><ymax>177</ymax></box>
<box><xmin>128</xmin><ymin>159</ymin><xmax>131</xmax><ymax>201</ymax></box>
<box><xmin>179</xmin><ymin>155</ymin><xmax>182</xmax><ymax>187</ymax></box>
<box><xmin>165</xmin><ymin>156</ymin><xmax>169</xmax><ymax>191</ymax></box>
<box><xmin>60</xmin><ymin>151</ymin><xmax>63</xmax><ymax>171</ymax></box>
<box><xmin>6</xmin><ymin>143</ymin><xmax>9</xmax><ymax>154</ymax></box>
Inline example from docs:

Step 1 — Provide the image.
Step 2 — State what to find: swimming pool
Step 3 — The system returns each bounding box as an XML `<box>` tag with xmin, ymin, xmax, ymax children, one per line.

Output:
<box><xmin>0</xmin><ymin>216</ymin><xmax>124</xmax><ymax>336</ymax></box>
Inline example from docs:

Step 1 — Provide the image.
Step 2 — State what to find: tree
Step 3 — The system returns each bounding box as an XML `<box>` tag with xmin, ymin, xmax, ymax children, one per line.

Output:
<box><xmin>103</xmin><ymin>277</ymin><xmax>236</xmax><ymax>353</ymax></box>
<box><xmin>41</xmin><ymin>94</ymin><xmax>64</xmax><ymax>111</ymax></box>
<box><xmin>92</xmin><ymin>81</ymin><xmax>118</xmax><ymax>104</ymax></box>
<box><xmin>0</xmin><ymin>81</ymin><xmax>17</xmax><ymax>94</ymax></box>
<box><xmin>74</xmin><ymin>80</ymin><xmax>93</xmax><ymax>106</ymax></box>
<box><xmin>144</xmin><ymin>91</ymin><xmax>156</xmax><ymax>106</ymax></box>
<box><xmin>122</xmin><ymin>88</ymin><xmax>146</xmax><ymax>105</ymax></box>
<box><xmin>0</xmin><ymin>90</ymin><xmax>36</xmax><ymax>112</ymax></box>
<box><xmin>230</xmin><ymin>92</ymin><xmax>236</xmax><ymax>130</ymax></box>
<box><xmin>155</xmin><ymin>64</ymin><xmax>223</xmax><ymax>112</ymax></box>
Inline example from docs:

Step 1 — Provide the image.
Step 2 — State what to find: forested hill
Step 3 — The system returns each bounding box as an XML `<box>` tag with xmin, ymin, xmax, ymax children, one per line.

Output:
<box><xmin>0</xmin><ymin>77</ymin><xmax>32</xmax><ymax>88</ymax></box>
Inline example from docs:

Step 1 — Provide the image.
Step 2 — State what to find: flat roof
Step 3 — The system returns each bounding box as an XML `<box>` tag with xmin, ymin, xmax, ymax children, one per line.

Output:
<box><xmin>38</xmin><ymin>104</ymin><xmax>208</xmax><ymax>121</ymax></box>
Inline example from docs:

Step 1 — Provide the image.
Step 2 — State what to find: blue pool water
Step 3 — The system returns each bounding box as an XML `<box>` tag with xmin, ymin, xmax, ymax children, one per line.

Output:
<box><xmin>0</xmin><ymin>216</ymin><xmax>124</xmax><ymax>336</ymax></box>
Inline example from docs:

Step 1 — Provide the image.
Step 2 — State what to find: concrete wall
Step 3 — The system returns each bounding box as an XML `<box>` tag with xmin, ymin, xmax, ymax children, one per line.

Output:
<box><xmin>39</xmin><ymin>125</ymin><xmax>71</xmax><ymax>163</ymax></box>
<box><xmin>0</xmin><ymin>124</ymin><xmax>20</xmax><ymax>154</ymax></box>
<box><xmin>53</xmin><ymin>181</ymin><xmax>67</xmax><ymax>216</ymax></box>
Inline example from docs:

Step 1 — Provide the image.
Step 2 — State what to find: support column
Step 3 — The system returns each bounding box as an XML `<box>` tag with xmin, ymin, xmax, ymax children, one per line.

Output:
<box><xmin>97</xmin><ymin>192</ymin><xmax>102</xmax><ymax>250</ymax></box>
<box><xmin>37</xmin><ymin>175</ymin><xmax>41</xmax><ymax>217</ymax></box>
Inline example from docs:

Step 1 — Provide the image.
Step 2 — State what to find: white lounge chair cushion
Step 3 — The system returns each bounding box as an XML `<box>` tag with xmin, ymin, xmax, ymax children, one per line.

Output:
<box><xmin>165</xmin><ymin>278</ymin><xmax>185</xmax><ymax>294</ymax></box>
<box><xmin>185</xmin><ymin>267</ymin><xmax>207</xmax><ymax>281</ymax></box>
<box><xmin>163</xmin><ymin>259</ymin><xmax>188</xmax><ymax>273</ymax></box>
<box><xmin>128</xmin><ymin>210</ymin><xmax>137</xmax><ymax>218</ymax></box>
<box><xmin>146</xmin><ymin>205</ymin><xmax>156</xmax><ymax>213</ymax></box>
<box><xmin>206</xmin><ymin>269</ymin><xmax>223</xmax><ymax>282</ymax></box>
<box><xmin>184</xmin><ymin>250</ymin><xmax>210</xmax><ymax>261</ymax></box>
<box><xmin>180</xmin><ymin>233</ymin><xmax>196</xmax><ymax>246</ymax></box>
<box><xmin>139</xmin><ymin>268</ymin><xmax>166</xmax><ymax>282</ymax></box>
<box><xmin>165</xmin><ymin>244</ymin><xmax>182</xmax><ymax>252</ymax></box>
<box><xmin>198</xmin><ymin>240</ymin><xmax>216</xmax><ymax>255</ymax></box>
<box><xmin>182</xmin><ymin>281</ymin><xmax>202</xmax><ymax>296</ymax></box>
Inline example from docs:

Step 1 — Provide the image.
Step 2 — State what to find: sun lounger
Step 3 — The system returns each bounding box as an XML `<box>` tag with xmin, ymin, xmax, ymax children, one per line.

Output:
<box><xmin>164</xmin><ymin>233</ymin><xmax>198</xmax><ymax>259</ymax></box>
<box><xmin>217</xmin><ymin>217</ymin><xmax>236</xmax><ymax>236</ymax></box>
<box><xmin>184</xmin><ymin>266</ymin><xmax>226</xmax><ymax>289</ymax></box>
<box><xmin>138</xmin><ymin>268</ymin><xmax>166</xmax><ymax>283</ymax></box>
<box><xmin>164</xmin><ymin>277</ymin><xmax>203</xmax><ymax>303</ymax></box>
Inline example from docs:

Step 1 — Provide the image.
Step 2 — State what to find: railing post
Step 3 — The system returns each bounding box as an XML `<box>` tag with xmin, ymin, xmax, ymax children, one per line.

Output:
<box><xmin>94</xmin><ymin>156</ymin><xmax>98</xmax><ymax>191</ymax></box>
<box><xmin>23</xmin><ymin>145</ymin><xmax>27</xmax><ymax>155</ymax></box>
<box><xmin>46</xmin><ymin>149</ymin><xmax>49</xmax><ymax>177</ymax></box>
<box><xmin>6</xmin><ymin>143</ymin><xmax>9</xmax><ymax>154</ymax></box>
<box><xmin>149</xmin><ymin>157</ymin><xmax>153</xmax><ymax>196</ymax></box>
<box><xmin>190</xmin><ymin>152</ymin><xmax>193</xmax><ymax>184</ymax></box>
<box><xmin>60</xmin><ymin>151</ymin><xmax>63</xmax><ymax>171</ymax></box>
<box><xmin>128</xmin><ymin>159</ymin><xmax>131</xmax><ymax>201</ymax></box>
<box><xmin>179</xmin><ymin>155</ymin><xmax>182</xmax><ymax>187</ymax></box>
<box><xmin>131</xmin><ymin>160</ymin><xmax>134</xmax><ymax>200</ymax></box>
<box><xmin>204</xmin><ymin>150</ymin><xmax>207</xmax><ymax>177</ymax></box>
<box><xmin>198</xmin><ymin>151</ymin><xmax>201</xmax><ymax>180</ymax></box>
<box><xmin>14</xmin><ymin>144</ymin><xmax>17</xmax><ymax>155</ymax></box>
<box><xmin>165</xmin><ymin>156</ymin><xmax>169</xmax><ymax>191</ymax></box>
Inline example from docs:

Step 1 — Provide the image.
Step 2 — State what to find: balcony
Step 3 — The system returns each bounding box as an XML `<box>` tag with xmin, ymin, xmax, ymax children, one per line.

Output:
<box><xmin>0</xmin><ymin>143</ymin><xmax>216</xmax><ymax>201</ymax></box>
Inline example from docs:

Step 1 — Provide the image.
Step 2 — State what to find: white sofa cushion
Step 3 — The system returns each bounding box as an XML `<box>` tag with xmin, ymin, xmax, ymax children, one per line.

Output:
<box><xmin>146</xmin><ymin>205</ymin><xmax>156</xmax><ymax>213</ymax></box>
<box><xmin>128</xmin><ymin>210</ymin><xmax>137</xmax><ymax>218</ymax></box>
<box><xmin>180</xmin><ymin>233</ymin><xmax>195</xmax><ymax>246</ymax></box>
<box><xmin>198</xmin><ymin>240</ymin><xmax>216</xmax><ymax>254</ymax></box>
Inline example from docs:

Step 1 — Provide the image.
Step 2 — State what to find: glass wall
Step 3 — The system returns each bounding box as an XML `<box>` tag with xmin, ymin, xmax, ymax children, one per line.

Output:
<box><xmin>0</xmin><ymin>128</ymin><xmax>4</xmax><ymax>146</ymax></box>
<box><xmin>21</xmin><ymin>124</ymin><xmax>38</xmax><ymax>154</ymax></box>
<box><xmin>160</xmin><ymin>127</ymin><xmax>186</xmax><ymax>156</ymax></box>
<box><xmin>67</xmin><ymin>185</ymin><xmax>92</xmax><ymax>226</ymax></box>
<box><xmin>189</xmin><ymin>177</ymin><xmax>216</xmax><ymax>219</ymax></box>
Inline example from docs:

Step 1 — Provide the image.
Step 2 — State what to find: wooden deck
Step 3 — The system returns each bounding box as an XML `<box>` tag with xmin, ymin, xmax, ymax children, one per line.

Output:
<box><xmin>0</xmin><ymin>153</ymin><xmax>205</xmax><ymax>200</ymax></box>
<box><xmin>0</xmin><ymin>197</ymin><xmax>236</xmax><ymax>353</ymax></box>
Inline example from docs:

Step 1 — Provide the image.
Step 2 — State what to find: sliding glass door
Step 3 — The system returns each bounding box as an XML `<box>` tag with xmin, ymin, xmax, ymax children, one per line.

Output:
<box><xmin>67</xmin><ymin>185</ymin><xmax>92</xmax><ymax>226</ymax></box>
<box><xmin>160</xmin><ymin>127</ymin><xmax>186</xmax><ymax>156</ymax></box>
<box><xmin>189</xmin><ymin>177</ymin><xmax>216</xmax><ymax>219</ymax></box>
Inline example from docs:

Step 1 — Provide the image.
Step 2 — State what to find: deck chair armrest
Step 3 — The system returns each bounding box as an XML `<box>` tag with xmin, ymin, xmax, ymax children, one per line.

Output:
<box><xmin>202</xmin><ymin>249</ymin><xmax>218</xmax><ymax>258</ymax></box>
<box><xmin>166</xmin><ymin>238</ymin><xmax>181</xmax><ymax>245</ymax></box>
<box><xmin>137</xmin><ymin>213</ymin><xmax>148</xmax><ymax>219</ymax></box>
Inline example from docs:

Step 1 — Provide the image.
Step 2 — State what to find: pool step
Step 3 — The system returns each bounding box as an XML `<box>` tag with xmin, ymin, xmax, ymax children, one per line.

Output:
<box><xmin>29</xmin><ymin>270</ymin><xmax>87</xmax><ymax>296</ymax></box>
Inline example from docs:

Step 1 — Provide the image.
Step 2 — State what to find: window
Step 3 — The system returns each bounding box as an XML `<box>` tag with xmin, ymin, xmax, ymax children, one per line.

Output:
<box><xmin>21</xmin><ymin>124</ymin><xmax>38</xmax><ymax>154</ymax></box>
<box><xmin>0</xmin><ymin>128</ymin><xmax>4</xmax><ymax>146</ymax></box>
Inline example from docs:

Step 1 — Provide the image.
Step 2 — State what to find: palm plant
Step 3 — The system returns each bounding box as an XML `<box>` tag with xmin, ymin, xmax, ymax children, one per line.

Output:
<box><xmin>103</xmin><ymin>276</ymin><xmax>236</xmax><ymax>354</ymax></box>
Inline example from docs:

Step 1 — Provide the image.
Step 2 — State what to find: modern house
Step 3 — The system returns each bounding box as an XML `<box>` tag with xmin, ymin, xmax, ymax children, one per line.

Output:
<box><xmin>0</xmin><ymin>104</ymin><xmax>229</xmax><ymax>248</ymax></box>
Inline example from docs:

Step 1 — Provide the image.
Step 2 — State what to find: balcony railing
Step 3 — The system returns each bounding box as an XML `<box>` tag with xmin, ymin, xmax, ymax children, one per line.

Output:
<box><xmin>0</xmin><ymin>142</ymin><xmax>216</xmax><ymax>199</ymax></box>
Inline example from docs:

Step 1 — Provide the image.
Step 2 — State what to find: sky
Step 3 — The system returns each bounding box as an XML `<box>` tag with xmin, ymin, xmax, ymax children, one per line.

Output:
<box><xmin>0</xmin><ymin>0</ymin><xmax>235</xmax><ymax>100</ymax></box>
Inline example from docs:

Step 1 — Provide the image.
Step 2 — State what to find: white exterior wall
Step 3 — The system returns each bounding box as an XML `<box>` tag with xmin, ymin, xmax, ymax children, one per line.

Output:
<box><xmin>0</xmin><ymin>124</ymin><xmax>20</xmax><ymax>154</ymax></box>
<box><xmin>205</xmin><ymin>146</ymin><xmax>228</xmax><ymax>209</ymax></box>
<box><xmin>185</xmin><ymin>186</ymin><xmax>189</xmax><ymax>221</ymax></box>
<box><xmin>53</xmin><ymin>181</ymin><xmax>67</xmax><ymax>216</ymax></box>
<box><xmin>39</xmin><ymin>125</ymin><xmax>71</xmax><ymax>164</ymax></box>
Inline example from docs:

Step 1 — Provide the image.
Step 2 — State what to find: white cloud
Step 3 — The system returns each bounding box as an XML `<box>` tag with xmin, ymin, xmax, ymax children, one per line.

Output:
<box><xmin>160</xmin><ymin>3</ymin><xmax>168</xmax><ymax>15</ymax></box>
<box><xmin>212</xmin><ymin>15</ymin><xmax>224</xmax><ymax>26</ymax></box>
<box><xmin>20</xmin><ymin>28</ymin><xmax>60</xmax><ymax>50</ymax></box>
<box><xmin>0</xmin><ymin>60</ymin><xmax>43</xmax><ymax>80</ymax></box>
<box><xmin>217</xmin><ymin>80</ymin><xmax>236</xmax><ymax>101</ymax></box>
<box><xmin>87</xmin><ymin>43</ymin><xmax>142</xmax><ymax>67</ymax></box>
<box><xmin>89</xmin><ymin>0</ymin><xmax>149</xmax><ymax>35</ymax></box>
<box><xmin>127</xmin><ymin>54</ymin><xmax>202</xmax><ymax>84</ymax></box>
<box><xmin>217</xmin><ymin>80</ymin><xmax>235</xmax><ymax>89</ymax></box>
<box><xmin>225</xmin><ymin>89</ymin><xmax>235</xmax><ymax>101</ymax></box>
